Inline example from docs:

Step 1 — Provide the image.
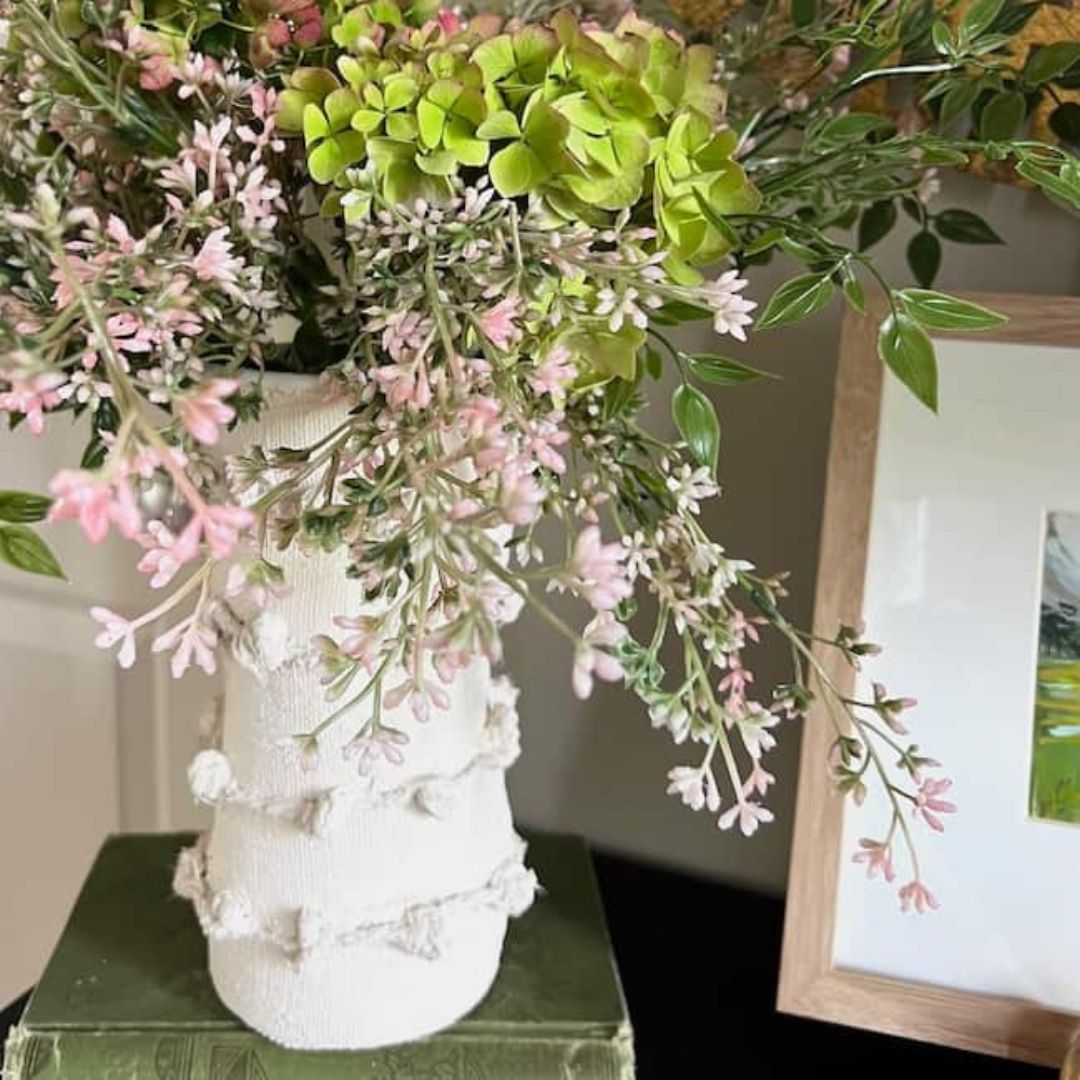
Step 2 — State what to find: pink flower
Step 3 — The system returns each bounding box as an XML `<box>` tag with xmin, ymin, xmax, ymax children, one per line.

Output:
<box><xmin>667</xmin><ymin>765</ymin><xmax>721</xmax><ymax>813</ymax></box>
<box><xmin>343</xmin><ymin>726</ymin><xmax>409</xmax><ymax>775</ymax></box>
<box><xmin>872</xmin><ymin>681</ymin><xmax>916</xmax><ymax>735</ymax></box>
<box><xmin>717</xmin><ymin>799</ymin><xmax>774</xmax><ymax>837</ymax></box>
<box><xmin>139</xmin><ymin>53</ymin><xmax>178</xmax><ymax>91</ymax></box>
<box><xmin>570</xmin><ymin>526</ymin><xmax>632</xmax><ymax>612</ymax></box>
<box><xmin>499</xmin><ymin>463</ymin><xmax>544</xmax><ymax>526</ymax></box>
<box><xmin>201</xmin><ymin>503</ymin><xmax>256</xmax><ymax>560</ymax></box>
<box><xmin>572</xmin><ymin>612</ymin><xmax>627</xmax><ymax>699</ymax></box>
<box><xmin>106</xmin><ymin>312</ymin><xmax>155</xmax><ymax>354</ymax></box>
<box><xmin>437</xmin><ymin>9</ymin><xmax>462</xmax><ymax>34</ymax></box>
<box><xmin>137</xmin><ymin>520</ymin><xmax>201</xmax><ymax>589</ymax></box>
<box><xmin>0</xmin><ymin>372</ymin><xmax>66</xmax><ymax>435</ymax></box>
<box><xmin>333</xmin><ymin>614</ymin><xmax>381</xmax><ymax>668</ymax></box>
<box><xmin>529</xmin><ymin>347</ymin><xmax>576</xmax><ymax>402</ymax></box>
<box><xmin>478</xmin><ymin>297</ymin><xmax>523</xmax><ymax>351</ymax></box>
<box><xmin>152</xmin><ymin>616</ymin><xmax>218</xmax><ymax>678</ymax></box>
<box><xmin>915</xmin><ymin>777</ymin><xmax>956</xmax><ymax>832</ymax></box>
<box><xmin>380</xmin><ymin>310</ymin><xmax>432</xmax><ymax>364</ymax></box>
<box><xmin>898</xmin><ymin>879</ymin><xmax>939</xmax><ymax>914</ymax></box>
<box><xmin>703</xmin><ymin>270</ymin><xmax>756</xmax><ymax>341</ymax></box>
<box><xmin>248</xmin><ymin>1</ymin><xmax>323</xmax><ymax>66</ymax></box>
<box><xmin>48</xmin><ymin>249</ymin><xmax>95</xmax><ymax>309</ymax></box>
<box><xmin>373</xmin><ymin>360</ymin><xmax>432</xmax><ymax>411</ymax></box>
<box><xmin>524</xmin><ymin>419</ymin><xmax>570</xmax><ymax>475</ymax></box>
<box><xmin>175</xmin><ymin>378</ymin><xmax>238</xmax><ymax>445</ymax></box>
<box><xmin>90</xmin><ymin>607</ymin><xmax>137</xmax><ymax>669</ymax></box>
<box><xmin>48</xmin><ymin>470</ymin><xmax>141</xmax><ymax>545</ymax></box>
<box><xmin>190</xmin><ymin>228</ymin><xmax>243</xmax><ymax>287</ymax></box>
<box><xmin>852</xmin><ymin>838</ymin><xmax>896</xmax><ymax>883</ymax></box>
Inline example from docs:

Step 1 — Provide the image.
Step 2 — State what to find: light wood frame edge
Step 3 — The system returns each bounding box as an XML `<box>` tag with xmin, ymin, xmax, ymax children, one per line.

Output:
<box><xmin>777</xmin><ymin>292</ymin><xmax>1080</xmax><ymax>1068</ymax></box>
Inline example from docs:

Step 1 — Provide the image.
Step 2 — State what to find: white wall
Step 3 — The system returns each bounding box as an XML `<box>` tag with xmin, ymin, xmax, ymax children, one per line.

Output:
<box><xmin>1</xmin><ymin>173</ymin><xmax>1076</xmax><ymax>934</ymax></box>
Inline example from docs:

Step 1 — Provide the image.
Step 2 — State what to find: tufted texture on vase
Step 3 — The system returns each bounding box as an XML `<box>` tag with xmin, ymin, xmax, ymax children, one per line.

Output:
<box><xmin>173</xmin><ymin>375</ymin><xmax>535</xmax><ymax>1050</ymax></box>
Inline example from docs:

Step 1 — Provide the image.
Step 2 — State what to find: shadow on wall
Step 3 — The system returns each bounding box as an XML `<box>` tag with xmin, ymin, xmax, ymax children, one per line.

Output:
<box><xmin>506</xmin><ymin>172</ymin><xmax>1080</xmax><ymax>895</ymax></box>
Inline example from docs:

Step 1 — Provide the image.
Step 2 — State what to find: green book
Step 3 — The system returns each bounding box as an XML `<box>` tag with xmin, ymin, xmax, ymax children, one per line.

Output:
<box><xmin>3</xmin><ymin>832</ymin><xmax>634</xmax><ymax>1080</ymax></box>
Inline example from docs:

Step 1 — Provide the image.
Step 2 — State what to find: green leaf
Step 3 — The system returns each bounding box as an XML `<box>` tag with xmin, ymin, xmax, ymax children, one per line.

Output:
<box><xmin>302</xmin><ymin>103</ymin><xmax>330</xmax><ymax>147</ymax></box>
<box><xmin>672</xmin><ymin>383</ymin><xmax>720</xmax><ymax>475</ymax></box>
<box><xmin>819</xmin><ymin>113</ymin><xmax>891</xmax><ymax>144</ymax></box>
<box><xmin>685</xmin><ymin>354</ymin><xmax>775</xmax><ymax>386</ymax></box>
<box><xmin>757</xmin><ymin>274</ymin><xmax>836</xmax><ymax>330</ymax></box>
<box><xmin>0</xmin><ymin>524</ymin><xmax>64</xmax><ymax>579</ymax></box>
<box><xmin>307</xmin><ymin>139</ymin><xmax>345</xmax><ymax>184</ymax></box>
<box><xmin>907</xmin><ymin>231</ymin><xmax>941</xmax><ymax>288</ymax></box>
<box><xmin>931</xmin><ymin>20</ymin><xmax>954</xmax><ymax>56</ymax></box>
<box><xmin>857</xmin><ymin>199</ymin><xmax>897</xmax><ymax>251</ymax></box>
<box><xmin>477</xmin><ymin>110</ymin><xmax>522</xmax><ymax>140</ymax></box>
<box><xmin>979</xmin><ymin>90</ymin><xmax>1025</xmax><ymax>140</ymax></box>
<box><xmin>938</xmin><ymin>80</ymin><xmax>980</xmax><ymax>129</ymax></box>
<box><xmin>324</xmin><ymin>87</ymin><xmax>360</xmax><ymax>131</ymax></box>
<box><xmin>0</xmin><ymin>491</ymin><xmax>52</xmax><ymax>524</ymax></box>
<box><xmin>1049</xmin><ymin>102</ymin><xmax>1080</xmax><ymax>145</ymax></box>
<box><xmin>651</xmin><ymin>301</ymin><xmax>712</xmax><ymax>326</ymax></box>
<box><xmin>384</xmin><ymin>75</ymin><xmax>418</xmax><ymax>111</ymax></box>
<box><xmin>489</xmin><ymin>142</ymin><xmax>549</xmax><ymax>196</ymax></box>
<box><xmin>1016</xmin><ymin>158</ymin><xmax>1080</xmax><ymax>210</ymax></box>
<box><xmin>472</xmin><ymin>34</ymin><xmax>517</xmax><ymax>82</ymax></box>
<box><xmin>878</xmin><ymin>312</ymin><xmax>938</xmax><ymax>410</ymax></box>
<box><xmin>644</xmin><ymin>347</ymin><xmax>663</xmax><ymax>380</ymax></box>
<box><xmin>791</xmin><ymin>0</ymin><xmax>818</xmax><ymax>27</ymax></box>
<box><xmin>840</xmin><ymin>263</ymin><xmax>866</xmax><ymax>313</ymax></box>
<box><xmin>1023</xmin><ymin>42</ymin><xmax>1080</xmax><ymax>87</ymax></box>
<box><xmin>960</xmin><ymin>0</ymin><xmax>1004</xmax><ymax>40</ymax></box>
<box><xmin>416</xmin><ymin>96</ymin><xmax>447</xmax><ymax>149</ymax></box>
<box><xmin>899</xmin><ymin>289</ymin><xmax>1008</xmax><ymax>331</ymax></box>
<box><xmin>933</xmin><ymin>207</ymin><xmax>1004</xmax><ymax>244</ymax></box>
<box><xmin>415</xmin><ymin>149</ymin><xmax>457</xmax><ymax>175</ymax></box>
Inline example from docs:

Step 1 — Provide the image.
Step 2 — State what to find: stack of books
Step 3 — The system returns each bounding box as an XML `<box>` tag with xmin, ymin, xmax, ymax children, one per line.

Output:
<box><xmin>3</xmin><ymin>831</ymin><xmax>633</xmax><ymax>1079</ymax></box>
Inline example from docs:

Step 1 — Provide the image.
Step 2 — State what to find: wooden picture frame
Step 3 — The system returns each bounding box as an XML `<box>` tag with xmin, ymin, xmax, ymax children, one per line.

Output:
<box><xmin>777</xmin><ymin>293</ymin><xmax>1080</xmax><ymax>1068</ymax></box>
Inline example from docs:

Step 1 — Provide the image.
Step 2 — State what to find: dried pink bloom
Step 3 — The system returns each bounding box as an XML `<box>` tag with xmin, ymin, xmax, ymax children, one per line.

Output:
<box><xmin>175</xmin><ymin>378</ymin><xmax>238</xmax><ymax>446</ymax></box>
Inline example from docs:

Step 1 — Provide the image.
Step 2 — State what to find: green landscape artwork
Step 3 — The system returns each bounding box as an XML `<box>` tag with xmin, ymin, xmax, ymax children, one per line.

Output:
<box><xmin>1031</xmin><ymin>511</ymin><xmax>1080</xmax><ymax>824</ymax></box>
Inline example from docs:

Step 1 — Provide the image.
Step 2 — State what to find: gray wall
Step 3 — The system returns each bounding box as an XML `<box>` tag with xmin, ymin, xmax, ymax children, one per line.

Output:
<box><xmin>507</xmin><ymin>173</ymin><xmax>1080</xmax><ymax>894</ymax></box>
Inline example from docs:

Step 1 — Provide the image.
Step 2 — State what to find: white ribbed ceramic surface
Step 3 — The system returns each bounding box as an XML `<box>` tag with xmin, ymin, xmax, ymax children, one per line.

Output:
<box><xmin>183</xmin><ymin>376</ymin><xmax>526</xmax><ymax>1050</ymax></box>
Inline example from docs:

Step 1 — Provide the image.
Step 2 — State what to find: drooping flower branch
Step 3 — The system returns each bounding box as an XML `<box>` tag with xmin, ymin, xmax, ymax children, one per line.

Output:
<box><xmin>0</xmin><ymin>0</ymin><xmax>1075</xmax><ymax>910</ymax></box>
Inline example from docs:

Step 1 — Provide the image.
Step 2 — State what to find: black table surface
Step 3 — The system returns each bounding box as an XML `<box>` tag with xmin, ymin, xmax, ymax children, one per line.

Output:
<box><xmin>0</xmin><ymin>849</ymin><xmax>1058</xmax><ymax>1079</ymax></box>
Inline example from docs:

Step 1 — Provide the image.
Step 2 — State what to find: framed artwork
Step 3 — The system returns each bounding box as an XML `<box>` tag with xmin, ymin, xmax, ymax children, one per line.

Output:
<box><xmin>778</xmin><ymin>293</ymin><xmax>1080</xmax><ymax>1067</ymax></box>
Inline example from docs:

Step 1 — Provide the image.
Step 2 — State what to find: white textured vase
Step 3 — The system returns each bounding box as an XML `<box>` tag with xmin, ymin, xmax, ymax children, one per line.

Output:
<box><xmin>173</xmin><ymin>378</ymin><xmax>536</xmax><ymax>1050</ymax></box>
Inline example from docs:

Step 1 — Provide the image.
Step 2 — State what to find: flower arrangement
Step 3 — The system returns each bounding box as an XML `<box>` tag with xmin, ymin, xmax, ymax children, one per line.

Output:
<box><xmin>0</xmin><ymin>0</ymin><xmax>1076</xmax><ymax>913</ymax></box>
